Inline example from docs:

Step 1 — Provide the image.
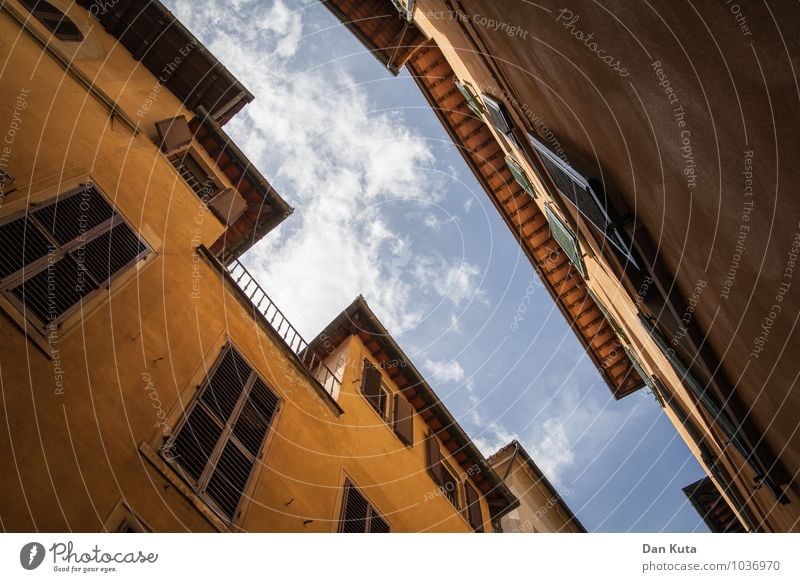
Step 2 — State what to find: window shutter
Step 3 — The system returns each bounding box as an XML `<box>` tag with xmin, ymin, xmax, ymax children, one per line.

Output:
<box><xmin>1</xmin><ymin>186</ymin><xmax>148</xmax><ymax>330</ymax></box>
<box><xmin>169</xmin><ymin>345</ymin><xmax>280</xmax><ymax>521</ymax></box>
<box><xmin>361</xmin><ymin>360</ymin><xmax>383</xmax><ymax>412</ymax></box>
<box><xmin>392</xmin><ymin>393</ymin><xmax>414</xmax><ymax>446</ymax></box>
<box><xmin>156</xmin><ymin>116</ymin><xmax>193</xmax><ymax>154</ymax></box>
<box><xmin>454</xmin><ymin>80</ymin><xmax>484</xmax><ymax>117</ymax></box>
<box><xmin>339</xmin><ymin>480</ymin><xmax>390</xmax><ymax>533</ymax></box>
<box><xmin>545</xmin><ymin>205</ymin><xmax>587</xmax><ymax>278</ymax></box>
<box><xmin>464</xmin><ymin>480</ymin><xmax>484</xmax><ymax>532</ymax></box>
<box><xmin>208</xmin><ymin>188</ymin><xmax>248</xmax><ymax>226</ymax></box>
<box><xmin>529</xmin><ymin>133</ymin><xmax>639</xmax><ymax>267</ymax></box>
<box><xmin>426</xmin><ymin>433</ymin><xmax>443</xmax><ymax>484</ymax></box>
<box><xmin>505</xmin><ymin>156</ymin><xmax>536</xmax><ymax>198</ymax></box>
<box><xmin>481</xmin><ymin>94</ymin><xmax>513</xmax><ymax>134</ymax></box>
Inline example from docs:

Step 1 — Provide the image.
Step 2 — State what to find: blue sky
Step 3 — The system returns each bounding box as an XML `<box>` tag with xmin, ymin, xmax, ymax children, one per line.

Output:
<box><xmin>166</xmin><ymin>0</ymin><xmax>708</xmax><ymax>532</ymax></box>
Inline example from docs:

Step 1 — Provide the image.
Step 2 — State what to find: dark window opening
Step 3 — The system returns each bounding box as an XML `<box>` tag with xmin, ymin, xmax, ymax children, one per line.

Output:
<box><xmin>19</xmin><ymin>0</ymin><xmax>84</xmax><ymax>42</ymax></box>
<box><xmin>0</xmin><ymin>185</ymin><xmax>148</xmax><ymax>332</ymax></box>
<box><xmin>440</xmin><ymin>463</ymin><xmax>460</xmax><ymax>509</ymax></box>
<box><xmin>361</xmin><ymin>360</ymin><xmax>389</xmax><ymax>420</ymax></box>
<box><xmin>167</xmin><ymin>344</ymin><xmax>280</xmax><ymax>521</ymax></box>
<box><xmin>338</xmin><ymin>479</ymin><xmax>389</xmax><ymax>533</ymax></box>
<box><xmin>481</xmin><ymin>94</ymin><xmax>520</xmax><ymax>148</ymax></box>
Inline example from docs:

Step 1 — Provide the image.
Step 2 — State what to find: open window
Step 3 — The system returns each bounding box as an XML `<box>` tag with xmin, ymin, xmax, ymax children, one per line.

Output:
<box><xmin>165</xmin><ymin>344</ymin><xmax>280</xmax><ymax>522</ymax></box>
<box><xmin>361</xmin><ymin>360</ymin><xmax>390</xmax><ymax>421</ymax></box>
<box><xmin>530</xmin><ymin>133</ymin><xmax>639</xmax><ymax>268</ymax></box>
<box><xmin>0</xmin><ymin>183</ymin><xmax>149</xmax><ymax>334</ymax></box>
<box><xmin>426</xmin><ymin>432</ymin><xmax>461</xmax><ymax>510</ymax></box>
<box><xmin>18</xmin><ymin>0</ymin><xmax>84</xmax><ymax>42</ymax></box>
<box><xmin>454</xmin><ymin>80</ymin><xmax>485</xmax><ymax>117</ymax></box>
<box><xmin>545</xmin><ymin>205</ymin><xmax>587</xmax><ymax>278</ymax></box>
<box><xmin>481</xmin><ymin>94</ymin><xmax>521</xmax><ymax>149</ymax></box>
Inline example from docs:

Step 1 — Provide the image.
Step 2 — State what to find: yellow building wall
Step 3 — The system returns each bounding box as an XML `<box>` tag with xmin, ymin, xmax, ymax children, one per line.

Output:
<box><xmin>0</xmin><ymin>5</ymin><xmax>495</xmax><ymax>532</ymax></box>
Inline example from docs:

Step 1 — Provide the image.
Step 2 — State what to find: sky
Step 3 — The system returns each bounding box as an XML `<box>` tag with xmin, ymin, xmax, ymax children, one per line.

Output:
<box><xmin>165</xmin><ymin>0</ymin><xmax>709</xmax><ymax>532</ymax></box>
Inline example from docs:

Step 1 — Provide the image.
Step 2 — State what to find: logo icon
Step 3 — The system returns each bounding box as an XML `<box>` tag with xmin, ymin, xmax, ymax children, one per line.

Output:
<box><xmin>20</xmin><ymin>542</ymin><xmax>45</xmax><ymax>570</ymax></box>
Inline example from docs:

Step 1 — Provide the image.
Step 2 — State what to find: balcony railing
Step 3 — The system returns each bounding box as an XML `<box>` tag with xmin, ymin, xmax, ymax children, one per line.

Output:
<box><xmin>227</xmin><ymin>259</ymin><xmax>341</xmax><ymax>399</ymax></box>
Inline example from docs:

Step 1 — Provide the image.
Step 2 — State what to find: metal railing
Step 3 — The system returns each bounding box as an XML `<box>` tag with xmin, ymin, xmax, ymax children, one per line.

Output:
<box><xmin>227</xmin><ymin>259</ymin><xmax>341</xmax><ymax>398</ymax></box>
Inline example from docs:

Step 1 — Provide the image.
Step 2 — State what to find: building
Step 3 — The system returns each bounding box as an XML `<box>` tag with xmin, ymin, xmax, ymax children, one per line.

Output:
<box><xmin>0</xmin><ymin>0</ymin><xmax>523</xmax><ymax>532</ymax></box>
<box><xmin>489</xmin><ymin>441</ymin><xmax>585</xmax><ymax>533</ymax></box>
<box><xmin>322</xmin><ymin>0</ymin><xmax>800</xmax><ymax>531</ymax></box>
<box><xmin>683</xmin><ymin>477</ymin><xmax>746</xmax><ymax>533</ymax></box>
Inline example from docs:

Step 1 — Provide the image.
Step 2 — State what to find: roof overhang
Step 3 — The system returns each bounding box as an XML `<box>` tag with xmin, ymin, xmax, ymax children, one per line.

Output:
<box><xmin>189</xmin><ymin>110</ymin><xmax>293</xmax><ymax>262</ymax></box>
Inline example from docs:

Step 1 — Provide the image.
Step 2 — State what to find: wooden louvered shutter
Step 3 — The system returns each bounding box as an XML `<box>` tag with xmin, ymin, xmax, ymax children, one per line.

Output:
<box><xmin>362</xmin><ymin>361</ymin><xmax>383</xmax><ymax>413</ymax></box>
<box><xmin>170</xmin><ymin>346</ymin><xmax>280</xmax><ymax>521</ymax></box>
<box><xmin>426</xmin><ymin>433</ymin><xmax>443</xmax><ymax>484</ymax></box>
<box><xmin>464</xmin><ymin>481</ymin><xmax>484</xmax><ymax>532</ymax></box>
<box><xmin>340</xmin><ymin>481</ymin><xmax>369</xmax><ymax>533</ymax></box>
<box><xmin>392</xmin><ymin>394</ymin><xmax>414</xmax><ymax>446</ymax></box>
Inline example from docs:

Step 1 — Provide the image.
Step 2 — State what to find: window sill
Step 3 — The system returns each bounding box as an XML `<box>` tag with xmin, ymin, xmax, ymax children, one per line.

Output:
<box><xmin>138</xmin><ymin>441</ymin><xmax>232</xmax><ymax>533</ymax></box>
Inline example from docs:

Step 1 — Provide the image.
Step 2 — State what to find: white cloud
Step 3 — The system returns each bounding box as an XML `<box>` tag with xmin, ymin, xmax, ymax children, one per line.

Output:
<box><xmin>165</xmin><ymin>1</ymin><xmax>487</xmax><ymax>335</ymax></box>
<box><xmin>421</xmin><ymin>357</ymin><xmax>466</xmax><ymax>384</ymax></box>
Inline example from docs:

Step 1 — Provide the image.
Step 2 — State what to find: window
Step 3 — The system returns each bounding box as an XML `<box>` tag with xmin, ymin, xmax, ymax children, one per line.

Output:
<box><xmin>426</xmin><ymin>432</ymin><xmax>461</xmax><ymax>510</ymax></box>
<box><xmin>505</xmin><ymin>155</ymin><xmax>536</xmax><ymax>198</ymax></box>
<box><xmin>440</xmin><ymin>462</ymin><xmax>460</xmax><ymax>509</ymax></box>
<box><xmin>640</xmin><ymin>314</ymin><xmax>785</xmax><ymax>502</ymax></box>
<box><xmin>463</xmin><ymin>480</ymin><xmax>484</xmax><ymax>532</ymax></box>
<box><xmin>529</xmin><ymin>132</ymin><xmax>639</xmax><ymax>268</ymax></box>
<box><xmin>481</xmin><ymin>94</ymin><xmax>521</xmax><ymax>148</ymax></box>
<box><xmin>545</xmin><ymin>205</ymin><xmax>587</xmax><ymax>278</ymax></box>
<box><xmin>166</xmin><ymin>345</ymin><xmax>280</xmax><ymax>521</ymax></box>
<box><xmin>455</xmin><ymin>80</ymin><xmax>485</xmax><ymax>117</ymax></box>
<box><xmin>18</xmin><ymin>0</ymin><xmax>84</xmax><ymax>42</ymax></box>
<box><xmin>0</xmin><ymin>184</ymin><xmax>148</xmax><ymax>332</ymax></box>
<box><xmin>361</xmin><ymin>360</ymin><xmax>389</xmax><ymax>420</ymax></box>
<box><xmin>338</xmin><ymin>479</ymin><xmax>390</xmax><ymax>533</ymax></box>
<box><xmin>392</xmin><ymin>393</ymin><xmax>414</xmax><ymax>446</ymax></box>
<box><xmin>169</xmin><ymin>151</ymin><xmax>221</xmax><ymax>203</ymax></box>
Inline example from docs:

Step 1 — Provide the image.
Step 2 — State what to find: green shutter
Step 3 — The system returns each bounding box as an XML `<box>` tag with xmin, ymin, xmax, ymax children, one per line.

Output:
<box><xmin>455</xmin><ymin>80</ymin><xmax>484</xmax><ymax>117</ymax></box>
<box><xmin>505</xmin><ymin>156</ymin><xmax>536</xmax><ymax>198</ymax></box>
<box><xmin>545</xmin><ymin>206</ymin><xmax>587</xmax><ymax>278</ymax></box>
<box><xmin>622</xmin><ymin>345</ymin><xmax>652</xmax><ymax>389</ymax></box>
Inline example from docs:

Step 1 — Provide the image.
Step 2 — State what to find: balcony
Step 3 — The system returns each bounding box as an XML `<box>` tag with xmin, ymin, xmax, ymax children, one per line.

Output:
<box><xmin>225</xmin><ymin>257</ymin><xmax>342</xmax><ymax>403</ymax></box>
